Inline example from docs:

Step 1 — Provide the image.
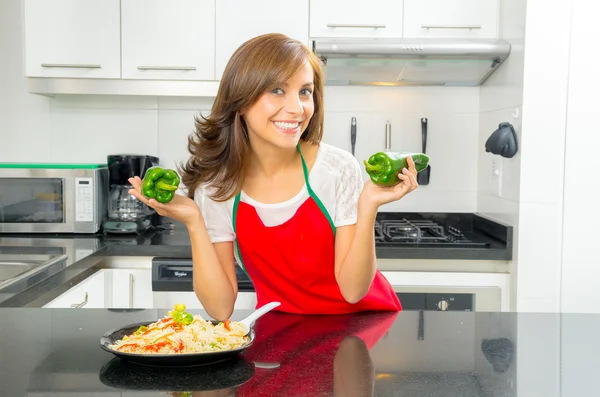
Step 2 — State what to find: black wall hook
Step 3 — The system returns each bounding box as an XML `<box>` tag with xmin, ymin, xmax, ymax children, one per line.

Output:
<box><xmin>485</xmin><ymin>122</ymin><xmax>518</xmax><ymax>158</ymax></box>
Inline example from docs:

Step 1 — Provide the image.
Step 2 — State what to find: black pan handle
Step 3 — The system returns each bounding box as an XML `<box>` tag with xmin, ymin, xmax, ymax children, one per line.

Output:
<box><xmin>421</xmin><ymin>118</ymin><xmax>428</xmax><ymax>154</ymax></box>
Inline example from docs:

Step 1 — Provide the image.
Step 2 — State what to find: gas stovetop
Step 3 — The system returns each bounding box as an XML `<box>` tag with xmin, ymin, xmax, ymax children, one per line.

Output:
<box><xmin>374</xmin><ymin>213</ymin><xmax>509</xmax><ymax>249</ymax></box>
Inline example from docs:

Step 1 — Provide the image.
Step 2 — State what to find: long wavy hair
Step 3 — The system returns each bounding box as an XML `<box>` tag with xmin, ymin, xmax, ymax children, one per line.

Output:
<box><xmin>180</xmin><ymin>33</ymin><xmax>325</xmax><ymax>202</ymax></box>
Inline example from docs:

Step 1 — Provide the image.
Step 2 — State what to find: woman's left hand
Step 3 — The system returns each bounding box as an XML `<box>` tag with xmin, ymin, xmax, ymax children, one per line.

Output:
<box><xmin>360</xmin><ymin>156</ymin><xmax>419</xmax><ymax>209</ymax></box>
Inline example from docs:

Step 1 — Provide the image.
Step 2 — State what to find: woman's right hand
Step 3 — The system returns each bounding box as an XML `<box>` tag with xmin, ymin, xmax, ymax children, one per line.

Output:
<box><xmin>128</xmin><ymin>176</ymin><xmax>202</xmax><ymax>227</ymax></box>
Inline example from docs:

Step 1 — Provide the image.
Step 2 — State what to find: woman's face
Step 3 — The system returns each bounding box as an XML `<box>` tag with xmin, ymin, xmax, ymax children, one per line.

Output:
<box><xmin>242</xmin><ymin>61</ymin><xmax>315</xmax><ymax>150</ymax></box>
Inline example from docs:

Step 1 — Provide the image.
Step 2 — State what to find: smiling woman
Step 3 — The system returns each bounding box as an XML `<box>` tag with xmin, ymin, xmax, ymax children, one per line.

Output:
<box><xmin>181</xmin><ymin>33</ymin><xmax>325</xmax><ymax>202</ymax></box>
<box><xmin>127</xmin><ymin>33</ymin><xmax>419</xmax><ymax>321</ymax></box>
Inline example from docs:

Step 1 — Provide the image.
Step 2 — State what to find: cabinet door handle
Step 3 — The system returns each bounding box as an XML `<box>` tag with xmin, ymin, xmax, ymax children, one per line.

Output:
<box><xmin>137</xmin><ymin>66</ymin><xmax>197</xmax><ymax>71</ymax></box>
<box><xmin>41</xmin><ymin>63</ymin><xmax>102</xmax><ymax>69</ymax></box>
<box><xmin>421</xmin><ymin>25</ymin><xmax>481</xmax><ymax>30</ymax></box>
<box><xmin>71</xmin><ymin>292</ymin><xmax>88</xmax><ymax>308</ymax></box>
<box><xmin>327</xmin><ymin>23</ymin><xmax>386</xmax><ymax>29</ymax></box>
<box><xmin>129</xmin><ymin>273</ymin><xmax>134</xmax><ymax>308</ymax></box>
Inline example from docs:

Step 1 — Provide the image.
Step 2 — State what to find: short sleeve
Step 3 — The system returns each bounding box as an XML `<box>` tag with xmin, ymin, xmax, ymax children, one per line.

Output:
<box><xmin>194</xmin><ymin>186</ymin><xmax>235</xmax><ymax>243</ymax></box>
<box><xmin>334</xmin><ymin>153</ymin><xmax>364</xmax><ymax>227</ymax></box>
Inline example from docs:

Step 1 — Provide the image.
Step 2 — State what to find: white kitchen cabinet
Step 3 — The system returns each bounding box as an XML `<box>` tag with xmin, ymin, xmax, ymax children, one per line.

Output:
<box><xmin>121</xmin><ymin>0</ymin><xmax>216</xmax><ymax>80</ymax></box>
<box><xmin>23</xmin><ymin>0</ymin><xmax>121</xmax><ymax>78</ymax></box>
<box><xmin>110</xmin><ymin>269</ymin><xmax>153</xmax><ymax>309</ymax></box>
<box><xmin>215</xmin><ymin>0</ymin><xmax>309</xmax><ymax>79</ymax></box>
<box><xmin>403</xmin><ymin>0</ymin><xmax>498</xmax><ymax>39</ymax></box>
<box><xmin>309</xmin><ymin>0</ymin><xmax>403</xmax><ymax>38</ymax></box>
<box><xmin>43</xmin><ymin>270</ymin><xmax>108</xmax><ymax>308</ymax></box>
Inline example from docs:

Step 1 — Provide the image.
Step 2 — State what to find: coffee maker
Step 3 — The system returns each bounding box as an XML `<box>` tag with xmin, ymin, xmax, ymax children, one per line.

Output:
<box><xmin>102</xmin><ymin>154</ymin><xmax>159</xmax><ymax>234</ymax></box>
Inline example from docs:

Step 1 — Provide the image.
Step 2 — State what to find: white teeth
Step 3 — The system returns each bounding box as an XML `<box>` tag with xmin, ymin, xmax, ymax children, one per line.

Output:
<box><xmin>274</xmin><ymin>121</ymin><xmax>300</xmax><ymax>130</ymax></box>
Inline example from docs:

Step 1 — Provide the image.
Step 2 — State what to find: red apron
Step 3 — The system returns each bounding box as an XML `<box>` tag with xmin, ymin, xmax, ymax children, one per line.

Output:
<box><xmin>236</xmin><ymin>311</ymin><xmax>398</xmax><ymax>396</ymax></box>
<box><xmin>232</xmin><ymin>145</ymin><xmax>401</xmax><ymax>315</ymax></box>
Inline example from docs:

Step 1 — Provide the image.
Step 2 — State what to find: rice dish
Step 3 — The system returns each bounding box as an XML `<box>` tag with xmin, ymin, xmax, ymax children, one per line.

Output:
<box><xmin>109</xmin><ymin>304</ymin><xmax>250</xmax><ymax>354</ymax></box>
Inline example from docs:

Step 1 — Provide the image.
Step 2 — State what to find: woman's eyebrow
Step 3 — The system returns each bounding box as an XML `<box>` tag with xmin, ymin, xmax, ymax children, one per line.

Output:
<box><xmin>281</xmin><ymin>82</ymin><xmax>314</xmax><ymax>87</ymax></box>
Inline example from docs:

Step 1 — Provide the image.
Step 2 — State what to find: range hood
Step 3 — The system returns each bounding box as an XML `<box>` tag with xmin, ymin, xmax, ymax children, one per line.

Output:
<box><xmin>312</xmin><ymin>38</ymin><xmax>511</xmax><ymax>86</ymax></box>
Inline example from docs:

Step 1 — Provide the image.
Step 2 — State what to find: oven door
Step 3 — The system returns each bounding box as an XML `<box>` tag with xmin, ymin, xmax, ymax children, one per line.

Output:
<box><xmin>151</xmin><ymin>257</ymin><xmax>257</xmax><ymax>310</ymax></box>
<box><xmin>0</xmin><ymin>167</ymin><xmax>106</xmax><ymax>233</ymax></box>
<box><xmin>382</xmin><ymin>271</ymin><xmax>507</xmax><ymax>312</ymax></box>
<box><xmin>393</xmin><ymin>286</ymin><xmax>502</xmax><ymax>312</ymax></box>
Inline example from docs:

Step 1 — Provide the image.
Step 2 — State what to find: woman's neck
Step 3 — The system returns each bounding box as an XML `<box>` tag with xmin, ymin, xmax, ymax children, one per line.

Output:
<box><xmin>246</xmin><ymin>139</ymin><xmax>303</xmax><ymax>179</ymax></box>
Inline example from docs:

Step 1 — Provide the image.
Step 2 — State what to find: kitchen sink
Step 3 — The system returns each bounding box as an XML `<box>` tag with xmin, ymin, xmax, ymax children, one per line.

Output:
<box><xmin>0</xmin><ymin>254</ymin><xmax>68</xmax><ymax>290</ymax></box>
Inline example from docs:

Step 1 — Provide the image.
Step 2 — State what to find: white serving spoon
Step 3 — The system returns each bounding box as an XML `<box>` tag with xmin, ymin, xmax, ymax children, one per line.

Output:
<box><xmin>239</xmin><ymin>301</ymin><xmax>281</xmax><ymax>336</ymax></box>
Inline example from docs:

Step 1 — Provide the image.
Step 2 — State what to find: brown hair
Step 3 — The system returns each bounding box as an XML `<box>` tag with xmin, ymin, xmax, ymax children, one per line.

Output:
<box><xmin>180</xmin><ymin>33</ymin><xmax>325</xmax><ymax>202</ymax></box>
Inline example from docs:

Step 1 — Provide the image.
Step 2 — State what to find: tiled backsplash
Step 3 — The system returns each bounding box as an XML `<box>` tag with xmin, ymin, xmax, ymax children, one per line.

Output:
<box><xmin>1</xmin><ymin>87</ymin><xmax>480</xmax><ymax>214</ymax></box>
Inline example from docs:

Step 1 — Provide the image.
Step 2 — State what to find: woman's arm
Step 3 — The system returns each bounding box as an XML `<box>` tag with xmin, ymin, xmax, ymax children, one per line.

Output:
<box><xmin>334</xmin><ymin>201</ymin><xmax>378</xmax><ymax>304</ymax></box>
<box><xmin>334</xmin><ymin>157</ymin><xmax>418</xmax><ymax>304</ymax></box>
<box><xmin>127</xmin><ymin>176</ymin><xmax>238</xmax><ymax>320</ymax></box>
<box><xmin>188</xmin><ymin>217</ymin><xmax>239</xmax><ymax>321</ymax></box>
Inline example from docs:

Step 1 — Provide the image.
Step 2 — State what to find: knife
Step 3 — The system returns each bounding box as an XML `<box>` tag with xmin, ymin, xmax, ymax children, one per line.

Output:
<box><xmin>351</xmin><ymin>117</ymin><xmax>357</xmax><ymax>155</ymax></box>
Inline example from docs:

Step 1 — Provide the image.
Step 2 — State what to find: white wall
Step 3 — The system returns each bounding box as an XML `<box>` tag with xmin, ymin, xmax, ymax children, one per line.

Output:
<box><xmin>478</xmin><ymin>0</ymin><xmax>526</xmax><ymax>311</ymax></box>
<box><xmin>0</xmin><ymin>0</ymin><xmax>479</xmax><ymax>213</ymax></box>
<box><xmin>515</xmin><ymin>0</ymin><xmax>572</xmax><ymax>313</ymax></box>
<box><xmin>559</xmin><ymin>0</ymin><xmax>600</xmax><ymax>313</ymax></box>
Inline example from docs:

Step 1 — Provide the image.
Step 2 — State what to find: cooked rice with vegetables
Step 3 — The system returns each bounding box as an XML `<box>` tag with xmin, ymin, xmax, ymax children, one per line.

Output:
<box><xmin>109</xmin><ymin>304</ymin><xmax>249</xmax><ymax>354</ymax></box>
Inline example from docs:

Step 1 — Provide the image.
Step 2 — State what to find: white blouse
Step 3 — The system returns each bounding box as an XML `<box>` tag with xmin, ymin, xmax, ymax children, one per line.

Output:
<box><xmin>194</xmin><ymin>143</ymin><xmax>364</xmax><ymax>243</ymax></box>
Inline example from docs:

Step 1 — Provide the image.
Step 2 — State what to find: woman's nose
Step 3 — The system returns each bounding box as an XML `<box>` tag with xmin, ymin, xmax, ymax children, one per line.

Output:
<box><xmin>284</xmin><ymin>94</ymin><xmax>304</xmax><ymax>115</ymax></box>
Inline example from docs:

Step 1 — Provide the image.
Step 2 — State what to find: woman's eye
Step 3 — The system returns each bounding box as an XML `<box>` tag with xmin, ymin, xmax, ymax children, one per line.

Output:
<box><xmin>271</xmin><ymin>88</ymin><xmax>284</xmax><ymax>95</ymax></box>
<box><xmin>300</xmin><ymin>88</ymin><xmax>313</xmax><ymax>96</ymax></box>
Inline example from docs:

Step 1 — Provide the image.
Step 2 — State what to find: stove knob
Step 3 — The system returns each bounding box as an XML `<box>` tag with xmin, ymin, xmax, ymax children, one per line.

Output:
<box><xmin>437</xmin><ymin>300</ymin><xmax>449</xmax><ymax>311</ymax></box>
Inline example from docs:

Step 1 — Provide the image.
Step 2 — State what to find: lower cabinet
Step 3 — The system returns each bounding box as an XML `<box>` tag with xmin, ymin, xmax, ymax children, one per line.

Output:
<box><xmin>43</xmin><ymin>268</ymin><xmax>153</xmax><ymax>309</ymax></box>
<box><xmin>43</xmin><ymin>270</ymin><xmax>108</xmax><ymax>308</ymax></box>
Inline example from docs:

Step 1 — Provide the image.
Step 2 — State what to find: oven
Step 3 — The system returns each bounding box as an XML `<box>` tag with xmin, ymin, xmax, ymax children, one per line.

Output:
<box><xmin>382</xmin><ymin>271</ymin><xmax>507</xmax><ymax>312</ymax></box>
<box><xmin>151</xmin><ymin>257</ymin><xmax>257</xmax><ymax>310</ymax></box>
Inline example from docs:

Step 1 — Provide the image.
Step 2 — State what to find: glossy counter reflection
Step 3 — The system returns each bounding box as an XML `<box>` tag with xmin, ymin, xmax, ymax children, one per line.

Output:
<box><xmin>99</xmin><ymin>311</ymin><xmax>395</xmax><ymax>396</ymax></box>
<box><xmin>4</xmin><ymin>308</ymin><xmax>600</xmax><ymax>396</ymax></box>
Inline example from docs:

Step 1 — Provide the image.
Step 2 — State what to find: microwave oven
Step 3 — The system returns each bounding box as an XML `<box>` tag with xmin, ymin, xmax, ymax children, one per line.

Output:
<box><xmin>0</xmin><ymin>163</ymin><xmax>108</xmax><ymax>233</ymax></box>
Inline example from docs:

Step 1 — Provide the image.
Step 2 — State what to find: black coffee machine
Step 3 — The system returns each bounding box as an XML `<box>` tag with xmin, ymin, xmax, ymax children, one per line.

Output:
<box><xmin>102</xmin><ymin>154</ymin><xmax>159</xmax><ymax>234</ymax></box>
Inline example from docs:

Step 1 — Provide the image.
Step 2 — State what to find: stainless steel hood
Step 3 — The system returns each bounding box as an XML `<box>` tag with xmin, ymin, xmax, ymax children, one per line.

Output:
<box><xmin>312</xmin><ymin>38</ymin><xmax>511</xmax><ymax>86</ymax></box>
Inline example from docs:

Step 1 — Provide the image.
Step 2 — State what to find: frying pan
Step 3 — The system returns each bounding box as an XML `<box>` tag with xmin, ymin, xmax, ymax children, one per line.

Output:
<box><xmin>100</xmin><ymin>320</ymin><xmax>255</xmax><ymax>367</ymax></box>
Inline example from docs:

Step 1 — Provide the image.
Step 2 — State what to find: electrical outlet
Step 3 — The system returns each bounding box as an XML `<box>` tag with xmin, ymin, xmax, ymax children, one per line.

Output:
<box><xmin>490</xmin><ymin>158</ymin><xmax>503</xmax><ymax>197</ymax></box>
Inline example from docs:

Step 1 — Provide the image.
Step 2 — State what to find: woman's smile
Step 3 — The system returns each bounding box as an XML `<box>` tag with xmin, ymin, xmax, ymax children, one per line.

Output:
<box><xmin>272</xmin><ymin>120</ymin><xmax>302</xmax><ymax>135</ymax></box>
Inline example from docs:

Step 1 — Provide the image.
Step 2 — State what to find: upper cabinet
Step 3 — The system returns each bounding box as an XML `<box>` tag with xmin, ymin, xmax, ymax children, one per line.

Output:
<box><xmin>23</xmin><ymin>0</ymin><xmax>121</xmax><ymax>78</ymax></box>
<box><xmin>215</xmin><ymin>0</ymin><xmax>309</xmax><ymax>79</ymax></box>
<box><xmin>403</xmin><ymin>0</ymin><xmax>498</xmax><ymax>39</ymax></box>
<box><xmin>310</xmin><ymin>0</ymin><xmax>404</xmax><ymax>38</ymax></box>
<box><xmin>121</xmin><ymin>0</ymin><xmax>216</xmax><ymax>81</ymax></box>
<box><xmin>21</xmin><ymin>0</ymin><xmax>500</xmax><ymax>94</ymax></box>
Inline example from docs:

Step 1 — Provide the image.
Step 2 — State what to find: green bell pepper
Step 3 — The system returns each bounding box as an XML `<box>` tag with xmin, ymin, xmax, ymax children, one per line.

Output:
<box><xmin>141</xmin><ymin>167</ymin><xmax>180</xmax><ymax>203</ymax></box>
<box><xmin>363</xmin><ymin>152</ymin><xmax>430</xmax><ymax>186</ymax></box>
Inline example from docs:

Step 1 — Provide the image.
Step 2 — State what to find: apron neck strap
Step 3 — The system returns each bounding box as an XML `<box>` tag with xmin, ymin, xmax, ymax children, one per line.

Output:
<box><xmin>233</xmin><ymin>144</ymin><xmax>336</xmax><ymax>235</ymax></box>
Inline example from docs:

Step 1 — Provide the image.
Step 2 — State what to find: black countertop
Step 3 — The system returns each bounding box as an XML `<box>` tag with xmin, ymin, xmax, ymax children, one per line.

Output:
<box><xmin>0</xmin><ymin>213</ymin><xmax>511</xmax><ymax>308</ymax></box>
<box><xmin>0</xmin><ymin>308</ymin><xmax>597</xmax><ymax>397</ymax></box>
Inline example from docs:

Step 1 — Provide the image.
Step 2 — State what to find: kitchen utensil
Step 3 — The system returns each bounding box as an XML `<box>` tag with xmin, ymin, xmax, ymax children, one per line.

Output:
<box><xmin>385</xmin><ymin>120</ymin><xmax>391</xmax><ymax>151</ymax></box>
<box><xmin>350</xmin><ymin>117</ymin><xmax>357</xmax><ymax>155</ymax></box>
<box><xmin>485</xmin><ymin>122</ymin><xmax>518</xmax><ymax>158</ymax></box>
<box><xmin>417</xmin><ymin>118</ymin><xmax>431</xmax><ymax>185</ymax></box>
<box><xmin>103</xmin><ymin>154</ymin><xmax>159</xmax><ymax>234</ymax></box>
<box><xmin>239</xmin><ymin>301</ymin><xmax>281</xmax><ymax>336</ymax></box>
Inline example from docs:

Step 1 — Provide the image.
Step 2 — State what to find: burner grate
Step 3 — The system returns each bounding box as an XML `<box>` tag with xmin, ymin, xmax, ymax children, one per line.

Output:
<box><xmin>374</xmin><ymin>218</ymin><xmax>480</xmax><ymax>245</ymax></box>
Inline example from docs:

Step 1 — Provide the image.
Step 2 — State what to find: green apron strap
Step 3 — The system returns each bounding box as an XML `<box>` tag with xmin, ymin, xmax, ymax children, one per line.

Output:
<box><xmin>232</xmin><ymin>192</ymin><xmax>249</xmax><ymax>275</ymax></box>
<box><xmin>297</xmin><ymin>144</ymin><xmax>337</xmax><ymax>237</ymax></box>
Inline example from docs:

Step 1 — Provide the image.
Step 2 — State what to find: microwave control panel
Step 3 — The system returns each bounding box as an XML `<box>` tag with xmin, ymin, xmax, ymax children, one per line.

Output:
<box><xmin>75</xmin><ymin>177</ymin><xmax>94</xmax><ymax>222</ymax></box>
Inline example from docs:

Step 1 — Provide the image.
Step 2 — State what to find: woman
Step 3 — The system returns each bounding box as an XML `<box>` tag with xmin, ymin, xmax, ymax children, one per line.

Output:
<box><xmin>128</xmin><ymin>33</ymin><xmax>419</xmax><ymax>321</ymax></box>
